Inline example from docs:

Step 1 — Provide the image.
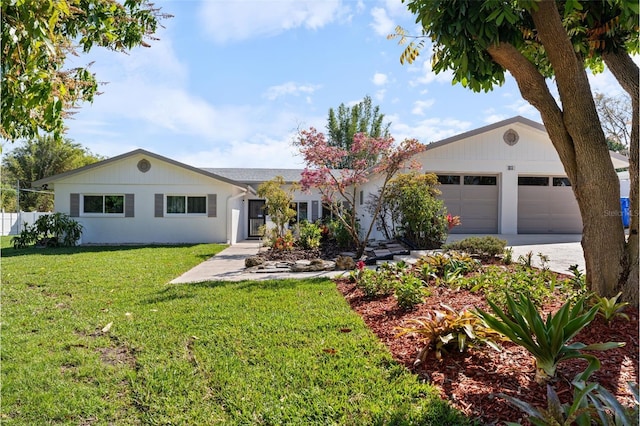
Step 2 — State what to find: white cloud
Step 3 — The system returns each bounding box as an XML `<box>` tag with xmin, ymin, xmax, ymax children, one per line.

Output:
<box><xmin>483</xmin><ymin>113</ymin><xmax>507</xmax><ymax>124</ymax></box>
<box><xmin>198</xmin><ymin>0</ymin><xmax>348</xmax><ymax>44</ymax></box>
<box><xmin>263</xmin><ymin>82</ymin><xmax>321</xmax><ymax>100</ymax></box>
<box><xmin>411</xmin><ymin>99</ymin><xmax>435</xmax><ymax>116</ymax></box>
<box><xmin>370</xmin><ymin>7</ymin><xmax>395</xmax><ymax>36</ymax></box>
<box><xmin>176</xmin><ymin>133</ymin><xmax>306</xmax><ymax>168</ymax></box>
<box><xmin>409</xmin><ymin>49</ymin><xmax>454</xmax><ymax>86</ymax></box>
<box><xmin>507</xmin><ymin>99</ymin><xmax>539</xmax><ymax>119</ymax></box>
<box><xmin>374</xmin><ymin>89</ymin><xmax>386</xmax><ymax>102</ymax></box>
<box><xmin>372</xmin><ymin>72</ymin><xmax>388</xmax><ymax>86</ymax></box>
<box><xmin>388</xmin><ymin>115</ymin><xmax>472</xmax><ymax>144</ymax></box>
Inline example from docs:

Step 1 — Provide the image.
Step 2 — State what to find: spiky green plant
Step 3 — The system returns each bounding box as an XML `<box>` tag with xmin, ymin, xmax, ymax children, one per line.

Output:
<box><xmin>476</xmin><ymin>294</ymin><xmax>624</xmax><ymax>384</ymax></box>
<box><xmin>591</xmin><ymin>292</ymin><xmax>630</xmax><ymax>324</ymax></box>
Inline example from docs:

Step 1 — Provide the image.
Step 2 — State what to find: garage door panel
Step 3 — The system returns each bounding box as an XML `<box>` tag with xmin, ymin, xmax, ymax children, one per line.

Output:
<box><xmin>439</xmin><ymin>175</ymin><xmax>498</xmax><ymax>234</ymax></box>
<box><xmin>518</xmin><ymin>178</ymin><xmax>582</xmax><ymax>233</ymax></box>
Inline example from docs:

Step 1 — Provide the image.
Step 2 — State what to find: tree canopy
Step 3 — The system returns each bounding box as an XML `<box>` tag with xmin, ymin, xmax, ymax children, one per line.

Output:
<box><xmin>1</xmin><ymin>0</ymin><xmax>169</xmax><ymax>142</ymax></box>
<box><xmin>2</xmin><ymin>135</ymin><xmax>103</xmax><ymax>211</ymax></box>
<box><xmin>392</xmin><ymin>0</ymin><xmax>639</xmax><ymax>304</ymax></box>
<box><xmin>326</xmin><ymin>95</ymin><xmax>391</xmax><ymax>168</ymax></box>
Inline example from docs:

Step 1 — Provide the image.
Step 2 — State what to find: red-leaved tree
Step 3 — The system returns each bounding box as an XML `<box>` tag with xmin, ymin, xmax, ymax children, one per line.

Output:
<box><xmin>295</xmin><ymin>128</ymin><xmax>425</xmax><ymax>258</ymax></box>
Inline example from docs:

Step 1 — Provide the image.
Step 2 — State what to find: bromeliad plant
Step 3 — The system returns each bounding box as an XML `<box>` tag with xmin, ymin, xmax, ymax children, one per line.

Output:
<box><xmin>591</xmin><ymin>292</ymin><xmax>630</xmax><ymax>325</ymax></box>
<box><xmin>501</xmin><ymin>369</ymin><xmax>639</xmax><ymax>426</ymax></box>
<box><xmin>397</xmin><ymin>304</ymin><xmax>504</xmax><ymax>366</ymax></box>
<box><xmin>476</xmin><ymin>294</ymin><xmax>625</xmax><ymax>384</ymax></box>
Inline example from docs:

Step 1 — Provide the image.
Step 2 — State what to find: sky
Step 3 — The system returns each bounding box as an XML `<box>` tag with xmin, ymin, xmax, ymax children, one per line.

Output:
<box><xmin>19</xmin><ymin>0</ymin><xmax>633</xmax><ymax>168</ymax></box>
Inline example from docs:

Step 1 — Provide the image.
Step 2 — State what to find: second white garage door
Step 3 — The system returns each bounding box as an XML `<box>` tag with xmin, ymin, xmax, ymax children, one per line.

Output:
<box><xmin>517</xmin><ymin>176</ymin><xmax>583</xmax><ymax>233</ymax></box>
<box><xmin>437</xmin><ymin>174</ymin><xmax>499</xmax><ymax>234</ymax></box>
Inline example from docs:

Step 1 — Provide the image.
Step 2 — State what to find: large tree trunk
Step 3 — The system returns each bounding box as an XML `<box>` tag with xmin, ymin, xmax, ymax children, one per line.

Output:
<box><xmin>488</xmin><ymin>1</ymin><xmax>635</xmax><ymax>304</ymax></box>
<box><xmin>603</xmin><ymin>51</ymin><xmax>639</xmax><ymax>307</ymax></box>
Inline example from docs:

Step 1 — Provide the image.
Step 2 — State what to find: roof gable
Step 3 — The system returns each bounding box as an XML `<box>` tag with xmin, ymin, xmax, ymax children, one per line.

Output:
<box><xmin>32</xmin><ymin>149</ymin><xmax>250</xmax><ymax>190</ymax></box>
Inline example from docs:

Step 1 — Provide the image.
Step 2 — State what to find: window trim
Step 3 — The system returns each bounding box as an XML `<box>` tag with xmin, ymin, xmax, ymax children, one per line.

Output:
<box><xmin>81</xmin><ymin>194</ymin><xmax>125</xmax><ymax>216</ymax></box>
<box><xmin>164</xmin><ymin>194</ymin><xmax>208</xmax><ymax>216</ymax></box>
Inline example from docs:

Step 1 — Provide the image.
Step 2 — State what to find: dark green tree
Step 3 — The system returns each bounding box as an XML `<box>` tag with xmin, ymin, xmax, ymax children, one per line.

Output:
<box><xmin>2</xmin><ymin>135</ymin><xmax>103</xmax><ymax>211</ymax></box>
<box><xmin>1</xmin><ymin>0</ymin><xmax>169</xmax><ymax>141</ymax></box>
<box><xmin>391</xmin><ymin>0</ymin><xmax>638</xmax><ymax>305</ymax></box>
<box><xmin>326</xmin><ymin>95</ymin><xmax>391</xmax><ymax>168</ymax></box>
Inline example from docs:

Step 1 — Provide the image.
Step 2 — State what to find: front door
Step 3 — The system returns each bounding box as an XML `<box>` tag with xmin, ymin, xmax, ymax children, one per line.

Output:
<box><xmin>248</xmin><ymin>200</ymin><xmax>266</xmax><ymax>238</ymax></box>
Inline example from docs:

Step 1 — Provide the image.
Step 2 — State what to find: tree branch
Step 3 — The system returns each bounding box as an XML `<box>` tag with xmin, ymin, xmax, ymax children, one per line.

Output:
<box><xmin>487</xmin><ymin>42</ymin><xmax>578</xmax><ymax>180</ymax></box>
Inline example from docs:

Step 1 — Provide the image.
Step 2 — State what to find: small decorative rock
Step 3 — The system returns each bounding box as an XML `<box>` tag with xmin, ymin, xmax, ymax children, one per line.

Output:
<box><xmin>244</xmin><ymin>256</ymin><xmax>264</xmax><ymax>268</ymax></box>
<box><xmin>335</xmin><ymin>255</ymin><xmax>356</xmax><ymax>270</ymax></box>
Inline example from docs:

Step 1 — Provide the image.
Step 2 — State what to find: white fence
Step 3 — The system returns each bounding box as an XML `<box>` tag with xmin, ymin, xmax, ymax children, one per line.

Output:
<box><xmin>1</xmin><ymin>212</ymin><xmax>51</xmax><ymax>236</ymax></box>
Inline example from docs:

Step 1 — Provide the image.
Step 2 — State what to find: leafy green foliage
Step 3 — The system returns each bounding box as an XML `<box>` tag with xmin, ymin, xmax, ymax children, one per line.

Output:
<box><xmin>382</xmin><ymin>172</ymin><xmax>450</xmax><ymax>249</ymax></box>
<box><xmin>1</xmin><ymin>0</ymin><xmax>169</xmax><ymax>141</ymax></box>
<box><xmin>2</xmin><ymin>135</ymin><xmax>103</xmax><ymax>211</ymax></box>
<box><xmin>326</xmin><ymin>95</ymin><xmax>391</xmax><ymax>168</ymax></box>
<box><xmin>322</xmin><ymin>218</ymin><xmax>354</xmax><ymax>249</ymax></box>
<box><xmin>394</xmin><ymin>274</ymin><xmax>429</xmax><ymax>310</ymax></box>
<box><xmin>295</xmin><ymin>220</ymin><xmax>322</xmax><ymax>250</ymax></box>
<box><xmin>12</xmin><ymin>212</ymin><xmax>82</xmax><ymax>248</ymax></box>
<box><xmin>502</xmin><ymin>370</ymin><xmax>639</xmax><ymax>426</ymax></box>
<box><xmin>442</xmin><ymin>236</ymin><xmax>507</xmax><ymax>258</ymax></box>
<box><xmin>591</xmin><ymin>292</ymin><xmax>630</xmax><ymax>324</ymax></box>
<box><xmin>476</xmin><ymin>294</ymin><xmax>624</xmax><ymax>384</ymax></box>
<box><xmin>256</xmin><ymin>176</ymin><xmax>298</xmax><ymax>242</ymax></box>
<box><xmin>398</xmin><ymin>304</ymin><xmax>504</xmax><ymax>365</ymax></box>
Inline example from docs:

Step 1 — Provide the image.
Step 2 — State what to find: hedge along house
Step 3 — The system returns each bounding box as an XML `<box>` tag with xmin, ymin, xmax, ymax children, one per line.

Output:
<box><xmin>358</xmin><ymin>116</ymin><xmax>629</xmax><ymax>238</ymax></box>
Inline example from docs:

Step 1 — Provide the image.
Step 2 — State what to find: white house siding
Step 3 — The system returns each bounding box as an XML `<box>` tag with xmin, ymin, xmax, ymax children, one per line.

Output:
<box><xmin>359</xmin><ymin>120</ymin><xmax>579</xmax><ymax>240</ymax></box>
<box><xmin>52</xmin><ymin>153</ymin><xmax>243</xmax><ymax>244</ymax></box>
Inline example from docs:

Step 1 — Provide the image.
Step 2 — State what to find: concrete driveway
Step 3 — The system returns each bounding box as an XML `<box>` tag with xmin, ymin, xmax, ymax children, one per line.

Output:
<box><xmin>447</xmin><ymin>234</ymin><xmax>584</xmax><ymax>275</ymax></box>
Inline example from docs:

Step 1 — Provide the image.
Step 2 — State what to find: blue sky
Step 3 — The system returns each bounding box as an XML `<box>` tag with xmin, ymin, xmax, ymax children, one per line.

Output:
<box><xmin>44</xmin><ymin>0</ymin><xmax>631</xmax><ymax>168</ymax></box>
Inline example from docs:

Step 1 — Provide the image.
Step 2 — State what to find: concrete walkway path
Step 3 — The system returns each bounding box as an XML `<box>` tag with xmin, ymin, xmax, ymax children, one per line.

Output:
<box><xmin>170</xmin><ymin>234</ymin><xmax>585</xmax><ymax>284</ymax></box>
<box><xmin>170</xmin><ymin>240</ymin><xmax>348</xmax><ymax>284</ymax></box>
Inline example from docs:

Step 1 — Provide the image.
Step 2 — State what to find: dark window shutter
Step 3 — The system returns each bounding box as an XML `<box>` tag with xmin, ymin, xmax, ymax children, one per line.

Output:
<box><xmin>311</xmin><ymin>201</ymin><xmax>319</xmax><ymax>222</ymax></box>
<box><xmin>154</xmin><ymin>194</ymin><xmax>163</xmax><ymax>217</ymax></box>
<box><xmin>70</xmin><ymin>193</ymin><xmax>80</xmax><ymax>217</ymax></box>
<box><xmin>125</xmin><ymin>194</ymin><xmax>135</xmax><ymax>217</ymax></box>
<box><xmin>208</xmin><ymin>194</ymin><xmax>217</xmax><ymax>218</ymax></box>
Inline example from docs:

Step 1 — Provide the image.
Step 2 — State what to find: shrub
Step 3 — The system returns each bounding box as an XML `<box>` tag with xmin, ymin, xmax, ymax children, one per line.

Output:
<box><xmin>12</xmin><ymin>213</ymin><xmax>83</xmax><ymax>248</ymax></box>
<box><xmin>355</xmin><ymin>267</ymin><xmax>395</xmax><ymax>297</ymax></box>
<box><xmin>442</xmin><ymin>236</ymin><xmax>507</xmax><ymax>258</ymax></box>
<box><xmin>323</xmin><ymin>219</ymin><xmax>353</xmax><ymax>249</ymax></box>
<box><xmin>394</xmin><ymin>275</ymin><xmax>428</xmax><ymax>310</ymax></box>
<box><xmin>476</xmin><ymin>293</ymin><xmax>624</xmax><ymax>384</ymax></box>
<box><xmin>383</xmin><ymin>172</ymin><xmax>450</xmax><ymax>249</ymax></box>
<box><xmin>397</xmin><ymin>304</ymin><xmax>504</xmax><ymax>365</ymax></box>
<box><xmin>296</xmin><ymin>220</ymin><xmax>322</xmax><ymax>250</ymax></box>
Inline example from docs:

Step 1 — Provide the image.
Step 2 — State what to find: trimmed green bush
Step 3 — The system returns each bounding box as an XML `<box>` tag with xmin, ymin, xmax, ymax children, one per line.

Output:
<box><xmin>442</xmin><ymin>236</ymin><xmax>507</xmax><ymax>258</ymax></box>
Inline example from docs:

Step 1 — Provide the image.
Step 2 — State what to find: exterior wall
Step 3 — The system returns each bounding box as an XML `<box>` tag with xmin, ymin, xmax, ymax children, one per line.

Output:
<box><xmin>53</xmin><ymin>153</ymin><xmax>244</xmax><ymax>244</ymax></box>
<box><xmin>359</xmin><ymin>121</ymin><xmax>574</xmax><ymax>240</ymax></box>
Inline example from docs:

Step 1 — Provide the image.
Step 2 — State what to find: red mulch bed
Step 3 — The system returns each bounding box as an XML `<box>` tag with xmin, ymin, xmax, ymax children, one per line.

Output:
<box><xmin>334</xmin><ymin>276</ymin><xmax>639</xmax><ymax>425</ymax></box>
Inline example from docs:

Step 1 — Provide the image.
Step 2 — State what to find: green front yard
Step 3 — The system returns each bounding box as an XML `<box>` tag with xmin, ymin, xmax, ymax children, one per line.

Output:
<box><xmin>0</xmin><ymin>237</ymin><xmax>469</xmax><ymax>425</ymax></box>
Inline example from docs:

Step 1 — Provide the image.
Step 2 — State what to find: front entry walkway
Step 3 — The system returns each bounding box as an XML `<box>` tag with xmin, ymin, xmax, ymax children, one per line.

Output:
<box><xmin>169</xmin><ymin>240</ymin><xmax>347</xmax><ymax>284</ymax></box>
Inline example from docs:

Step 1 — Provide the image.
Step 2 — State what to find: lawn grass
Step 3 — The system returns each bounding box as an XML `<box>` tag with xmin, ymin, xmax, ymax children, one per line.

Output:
<box><xmin>1</xmin><ymin>236</ymin><xmax>470</xmax><ymax>425</ymax></box>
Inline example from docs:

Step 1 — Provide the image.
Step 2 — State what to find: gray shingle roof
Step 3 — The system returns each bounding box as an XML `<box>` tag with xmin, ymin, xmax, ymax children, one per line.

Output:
<box><xmin>202</xmin><ymin>168</ymin><xmax>304</xmax><ymax>184</ymax></box>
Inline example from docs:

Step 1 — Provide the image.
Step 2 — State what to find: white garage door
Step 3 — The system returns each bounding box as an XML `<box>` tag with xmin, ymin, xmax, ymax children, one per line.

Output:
<box><xmin>437</xmin><ymin>175</ymin><xmax>499</xmax><ymax>234</ymax></box>
<box><xmin>518</xmin><ymin>176</ymin><xmax>583</xmax><ymax>233</ymax></box>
